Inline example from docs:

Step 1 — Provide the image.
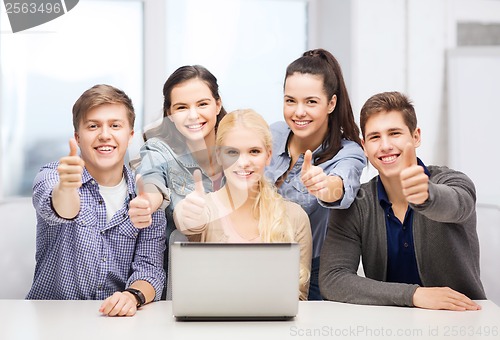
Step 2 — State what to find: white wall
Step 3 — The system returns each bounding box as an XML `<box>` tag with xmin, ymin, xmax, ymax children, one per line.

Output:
<box><xmin>313</xmin><ymin>0</ymin><xmax>500</xmax><ymax>167</ymax></box>
<box><xmin>477</xmin><ymin>206</ymin><xmax>500</xmax><ymax>305</ymax></box>
<box><xmin>0</xmin><ymin>198</ymin><xmax>36</xmax><ymax>299</ymax></box>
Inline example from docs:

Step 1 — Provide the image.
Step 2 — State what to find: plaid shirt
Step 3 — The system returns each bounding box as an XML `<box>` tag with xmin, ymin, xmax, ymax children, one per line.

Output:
<box><xmin>26</xmin><ymin>162</ymin><xmax>166</xmax><ymax>301</ymax></box>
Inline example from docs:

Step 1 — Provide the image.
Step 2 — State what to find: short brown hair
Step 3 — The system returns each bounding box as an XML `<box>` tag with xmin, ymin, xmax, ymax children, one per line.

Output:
<box><xmin>72</xmin><ymin>84</ymin><xmax>135</xmax><ymax>131</ymax></box>
<box><xmin>360</xmin><ymin>91</ymin><xmax>417</xmax><ymax>138</ymax></box>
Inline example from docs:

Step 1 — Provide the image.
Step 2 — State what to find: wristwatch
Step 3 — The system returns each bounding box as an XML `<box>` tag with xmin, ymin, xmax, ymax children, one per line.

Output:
<box><xmin>123</xmin><ymin>287</ymin><xmax>146</xmax><ymax>307</ymax></box>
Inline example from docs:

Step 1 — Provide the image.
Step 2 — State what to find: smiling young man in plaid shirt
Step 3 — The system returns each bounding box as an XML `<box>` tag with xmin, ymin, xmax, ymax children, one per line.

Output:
<box><xmin>26</xmin><ymin>84</ymin><xmax>166</xmax><ymax>317</ymax></box>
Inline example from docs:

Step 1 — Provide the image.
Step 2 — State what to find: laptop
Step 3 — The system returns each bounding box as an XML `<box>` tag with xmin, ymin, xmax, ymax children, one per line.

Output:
<box><xmin>170</xmin><ymin>242</ymin><xmax>300</xmax><ymax>321</ymax></box>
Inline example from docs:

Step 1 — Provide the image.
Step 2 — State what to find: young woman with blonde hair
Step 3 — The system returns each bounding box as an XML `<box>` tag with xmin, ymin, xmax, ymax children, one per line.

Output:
<box><xmin>174</xmin><ymin>109</ymin><xmax>312</xmax><ymax>300</ymax></box>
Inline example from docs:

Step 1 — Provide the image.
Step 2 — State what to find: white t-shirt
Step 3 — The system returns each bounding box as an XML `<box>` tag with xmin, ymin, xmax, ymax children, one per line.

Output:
<box><xmin>99</xmin><ymin>176</ymin><xmax>128</xmax><ymax>223</ymax></box>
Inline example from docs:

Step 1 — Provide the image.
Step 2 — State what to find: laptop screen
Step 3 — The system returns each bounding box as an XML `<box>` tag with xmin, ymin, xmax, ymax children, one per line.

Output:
<box><xmin>171</xmin><ymin>242</ymin><xmax>300</xmax><ymax>320</ymax></box>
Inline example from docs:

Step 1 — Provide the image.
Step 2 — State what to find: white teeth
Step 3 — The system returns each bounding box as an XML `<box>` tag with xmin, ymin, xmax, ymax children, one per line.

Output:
<box><xmin>97</xmin><ymin>146</ymin><xmax>113</xmax><ymax>152</ymax></box>
<box><xmin>295</xmin><ymin>121</ymin><xmax>310</xmax><ymax>126</ymax></box>
<box><xmin>381</xmin><ymin>155</ymin><xmax>397</xmax><ymax>162</ymax></box>
<box><xmin>187</xmin><ymin>124</ymin><xmax>203</xmax><ymax>129</ymax></box>
<box><xmin>236</xmin><ymin>171</ymin><xmax>251</xmax><ymax>176</ymax></box>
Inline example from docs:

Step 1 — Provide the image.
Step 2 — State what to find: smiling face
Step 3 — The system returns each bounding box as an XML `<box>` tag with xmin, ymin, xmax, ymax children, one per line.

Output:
<box><xmin>283</xmin><ymin>72</ymin><xmax>336</xmax><ymax>148</ymax></box>
<box><xmin>75</xmin><ymin>103</ymin><xmax>134</xmax><ymax>184</ymax></box>
<box><xmin>217</xmin><ymin>126</ymin><xmax>271</xmax><ymax>195</ymax></box>
<box><xmin>362</xmin><ymin>110</ymin><xmax>420</xmax><ymax>180</ymax></box>
<box><xmin>167</xmin><ymin>78</ymin><xmax>221</xmax><ymax>150</ymax></box>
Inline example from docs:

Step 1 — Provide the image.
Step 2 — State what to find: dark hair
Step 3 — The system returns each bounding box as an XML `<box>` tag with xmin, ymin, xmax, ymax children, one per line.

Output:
<box><xmin>143</xmin><ymin>65</ymin><xmax>227</xmax><ymax>151</ymax></box>
<box><xmin>285</xmin><ymin>48</ymin><xmax>361</xmax><ymax>165</ymax></box>
<box><xmin>72</xmin><ymin>84</ymin><xmax>135</xmax><ymax>131</ymax></box>
<box><xmin>359</xmin><ymin>91</ymin><xmax>417</xmax><ymax>138</ymax></box>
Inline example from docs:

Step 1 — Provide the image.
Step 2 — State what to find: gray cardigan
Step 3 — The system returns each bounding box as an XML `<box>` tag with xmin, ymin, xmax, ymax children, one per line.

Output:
<box><xmin>319</xmin><ymin>165</ymin><xmax>486</xmax><ymax>306</ymax></box>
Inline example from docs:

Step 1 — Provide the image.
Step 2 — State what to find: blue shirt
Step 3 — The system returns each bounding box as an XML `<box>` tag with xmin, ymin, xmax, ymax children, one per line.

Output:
<box><xmin>266</xmin><ymin>121</ymin><xmax>366</xmax><ymax>258</ymax></box>
<box><xmin>27</xmin><ymin>162</ymin><xmax>166</xmax><ymax>301</ymax></box>
<box><xmin>377</xmin><ymin>158</ymin><xmax>430</xmax><ymax>285</ymax></box>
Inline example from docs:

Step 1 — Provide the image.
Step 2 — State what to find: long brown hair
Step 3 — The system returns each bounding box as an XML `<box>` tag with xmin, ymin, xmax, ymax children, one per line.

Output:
<box><xmin>143</xmin><ymin>65</ymin><xmax>227</xmax><ymax>153</ymax></box>
<box><xmin>285</xmin><ymin>49</ymin><xmax>362</xmax><ymax>164</ymax></box>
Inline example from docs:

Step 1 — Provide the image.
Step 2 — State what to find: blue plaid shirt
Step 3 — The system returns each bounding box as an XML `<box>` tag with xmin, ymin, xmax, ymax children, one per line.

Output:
<box><xmin>26</xmin><ymin>162</ymin><xmax>166</xmax><ymax>301</ymax></box>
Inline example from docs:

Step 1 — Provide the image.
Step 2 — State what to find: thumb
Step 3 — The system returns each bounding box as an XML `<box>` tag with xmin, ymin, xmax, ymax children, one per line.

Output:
<box><xmin>402</xmin><ymin>142</ymin><xmax>417</xmax><ymax>168</ymax></box>
<box><xmin>135</xmin><ymin>174</ymin><xmax>146</xmax><ymax>197</ymax></box>
<box><xmin>193</xmin><ymin>169</ymin><xmax>205</xmax><ymax>195</ymax></box>
<box><xmin>69</xmin><ymin>138</ymin><xmax>78</xmax><ymax>157</ymax></box>
<box><xmin>302</xmin><ymin>150</ymin><xmax>313</xmax><ymax>173</ymax></box>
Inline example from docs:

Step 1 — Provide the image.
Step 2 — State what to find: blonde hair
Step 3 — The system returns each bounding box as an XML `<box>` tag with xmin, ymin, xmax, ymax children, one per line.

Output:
<box><xmin>216</xmin><ymin>109</ymin><xmax>310</xmax><ymax>287</ymax></box>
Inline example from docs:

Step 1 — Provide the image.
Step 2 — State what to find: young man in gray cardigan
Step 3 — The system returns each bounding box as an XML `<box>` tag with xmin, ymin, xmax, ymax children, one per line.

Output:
<box><xmin>319</xmin><ymin>91</ymin><xmax>485</xmax><ymax>310</ymax></box>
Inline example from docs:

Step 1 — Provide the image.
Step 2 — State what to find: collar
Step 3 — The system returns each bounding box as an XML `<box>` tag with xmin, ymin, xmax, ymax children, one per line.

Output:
<box><xmin>176</xmin><ymin>146</ymin><xmax>220</xmax><ymax>169</ymax></box>
<box><xmin>82</xmin><ymin>165</ymin><xmax>136</xmax><ymax>200</ymax></box>
<box><xmin>276</xmin><ymin>126</ymin><xmax>292</xmax><ymax>157</ymax></box>
<box><xmin>175</xmin><ymin>150</ymin><xmax>200</xmax><ymax>168</ymax></box>
<box><xmin>280</xmin><ymin>127</ymin><xmax>324</xmax><ymax>159</ymax></box>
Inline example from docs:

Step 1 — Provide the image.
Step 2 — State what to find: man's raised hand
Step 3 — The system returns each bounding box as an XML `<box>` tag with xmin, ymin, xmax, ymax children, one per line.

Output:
<box><xmin>57</xmin><ymin>138</ymin><xmax>85</xmax><ymax>190</ymax></box>
<box><xmin>400</xmin><ymin>143</ymin><xmax>428</xmax><ymax>205</ymax></box>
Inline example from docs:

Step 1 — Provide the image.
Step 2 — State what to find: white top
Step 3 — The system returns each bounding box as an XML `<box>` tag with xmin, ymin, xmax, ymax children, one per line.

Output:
<box><xmin>99</xmin><ymin>176</ymin><xmax>127</xmax><ymax>223</ymax></box>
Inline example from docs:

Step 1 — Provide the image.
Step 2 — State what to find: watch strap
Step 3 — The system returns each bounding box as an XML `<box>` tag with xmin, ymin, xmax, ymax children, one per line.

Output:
<box><xmin>123</xmin><ymin>287</ymin><xmax>146</xmax><ymax>307</ymax></box>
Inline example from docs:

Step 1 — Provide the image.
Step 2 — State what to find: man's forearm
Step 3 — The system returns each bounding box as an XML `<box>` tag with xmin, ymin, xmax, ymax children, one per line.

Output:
<box><xmin>51</xmin><ymin>183</ymin><xmax>80</xmax><ymax>219</ymax></box>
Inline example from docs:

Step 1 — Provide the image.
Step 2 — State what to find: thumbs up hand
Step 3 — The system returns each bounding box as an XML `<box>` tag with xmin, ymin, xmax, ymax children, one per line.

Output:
<box><xmin>129</xmin><ymin>175</ymin><xmax>154</xmax><ymax>229</ymax></box>
<box><xmin>68</xmin><ymin>138</ymin><xmax>78</xmax><ymax>157</ymax></box>
<box><xmin>52</xmin><ymin>138</ymin><xmax>85</xmax><ymax>219</ymax></box>
<box><xmin>57</xmin><ymin>138</ymin><xmax>85</xmax><ymax>190</ymax></box>
<box><xmin>300</xmin><ymin>150</ymin><xmax>328</xmax><ymax>198</ymax></box>
<box><xmin>192</xmin><ymin>169</ymin><xmax>206</xmax><ymax>197</ymax></box>
<box><xmin>175</xmin><ymin>169</ymin><xmax>210</xmax><ymax>231</ymax></box>
<box><xmin>400</xmin><ymin>143</ymin><xmax>428</xmax><ymax>205</ymax></box>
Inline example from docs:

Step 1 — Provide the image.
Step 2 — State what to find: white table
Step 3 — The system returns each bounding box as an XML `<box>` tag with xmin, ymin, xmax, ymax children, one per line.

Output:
<box><xmin>1</xmin><ymin>300</ymin><xmax>499</xmax><ymax>340</ymax></box>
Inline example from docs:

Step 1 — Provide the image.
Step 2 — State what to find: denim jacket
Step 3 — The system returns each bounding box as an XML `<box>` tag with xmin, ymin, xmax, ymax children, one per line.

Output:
<box><xmin>135</xmin><ymin>137</ymin><xmax>222</xmax><ymax>234</ymax></box>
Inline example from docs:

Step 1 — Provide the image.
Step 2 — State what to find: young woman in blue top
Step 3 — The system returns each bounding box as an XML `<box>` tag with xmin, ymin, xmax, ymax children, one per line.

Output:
<box><xmin>128</xmin><ymin>66</ymin><xmax>227</xmax><ymax>298</ymax></box>
<box><xmin>266</xmin><ymin>48</ymin><xmax>367</xmax><ymax>300</ymax></box>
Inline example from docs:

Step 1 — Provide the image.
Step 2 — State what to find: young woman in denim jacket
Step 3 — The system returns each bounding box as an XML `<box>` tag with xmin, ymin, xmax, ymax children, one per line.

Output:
<box><xmin>128</xmin><ymin>65</ymin><xmax>228</xmax><ymax>297</ymax></box>
<box><xmin>266</xmin><ymin>49</ymin><xmax>366</xmax><ymax>300</ymax></box>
